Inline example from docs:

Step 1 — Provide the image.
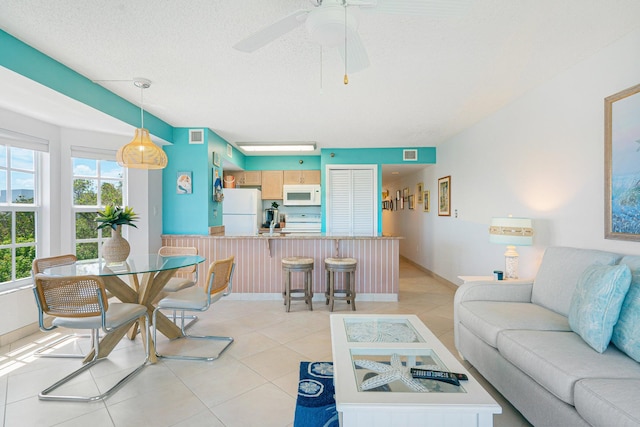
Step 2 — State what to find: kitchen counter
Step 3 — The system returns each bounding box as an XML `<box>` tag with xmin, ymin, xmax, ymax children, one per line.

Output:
<box><xmin>161</xmin><ymin>234</ymin><xmax>401</xmax><ymax>301</ymax></box>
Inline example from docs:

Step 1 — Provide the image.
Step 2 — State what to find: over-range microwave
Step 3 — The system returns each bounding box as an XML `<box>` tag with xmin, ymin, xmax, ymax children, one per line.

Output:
<box><xmin>283</xmin><ymin>184</ymin><xmax>321</xmax><ymax>206</ymax></box>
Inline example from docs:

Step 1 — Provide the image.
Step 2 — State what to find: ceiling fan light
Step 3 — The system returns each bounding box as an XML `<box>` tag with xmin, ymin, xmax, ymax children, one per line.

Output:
<box><xmin>116</xmin><ymin>128</ymin><xmax>168</xmax><ymax>169</ymax></box>
<box><xmin>306</xmin><ymin>5</ymin><xmax>358</xmax><ymax>46</ymax></box>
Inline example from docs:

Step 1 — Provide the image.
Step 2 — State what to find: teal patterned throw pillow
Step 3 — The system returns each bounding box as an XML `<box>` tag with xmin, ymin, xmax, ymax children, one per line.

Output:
<box><xmin>612</xmin><ymin>279</ymin><xmax>640</xmax><ymax>362</ymax></box>
<box><xmin>568</xmin><ymin>264</ymin><xmax>631</xmax><ymax>353</ymax></box>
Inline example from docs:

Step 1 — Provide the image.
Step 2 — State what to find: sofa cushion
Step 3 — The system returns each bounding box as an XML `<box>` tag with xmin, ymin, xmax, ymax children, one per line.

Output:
<box><xmin>531</xmin><ymin>247</ymin><xmax>621</xmax><ymax>317</ymax></box>
<box><xmin>459</xmin><ymin>301</ymin><xmax>570</xmax><ymax>348</ymax></box>
<box><xmin>568</xmin><ymin>263</ymin><xmax>631</xmax><ymax>352</ymax></box>
<box><xmin>497</xmin><ymin>330</ymin><xmax>640</xmax><ymax>405</ymax></box>
<box><xmin>612</xmin><ymin>256</ymin><xmax>640</xmax><ymax>362</ymax></box>
<box><xmin>575</xmin><ymin>379</ymin><xmax>640</xmax><ymax>427</ymax></box>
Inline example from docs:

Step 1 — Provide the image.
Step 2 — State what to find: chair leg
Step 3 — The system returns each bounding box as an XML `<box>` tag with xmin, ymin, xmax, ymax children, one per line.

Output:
<box><xmin>39</xmin><ymin>315</ymin><xmax>150</xmax><ymax>402</ymax></box>
<box><xmin>153</xmin><ymin>308</ymin><xmax>233</xmax><ymax>362</ymax></box>
<box><xmin>34</xmin><ymin>332</ymin><xmax>92</xmax><ymax>359</ymax></box>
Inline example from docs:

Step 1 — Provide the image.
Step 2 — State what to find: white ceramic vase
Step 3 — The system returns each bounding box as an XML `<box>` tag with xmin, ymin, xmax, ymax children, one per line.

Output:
<box><xmin>102</xmin><ymin>225</ymin><xmax>130</xmax><ymax>262</ymax></box>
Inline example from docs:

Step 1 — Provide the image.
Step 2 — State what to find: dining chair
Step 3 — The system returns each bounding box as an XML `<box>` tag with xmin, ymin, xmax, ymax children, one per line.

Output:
<box><xmin>153</xmin><ymin>255</ymin><xmax>235</xmax><ymax>361</ymax></box>
<box><xmin>32</xmin><ymin>273</ymin><xmax>150</xmax><ymax>402</ymax></box>
<box><xmin>32</xmin><ymin>254</ymin><xmax>89</xmax><ymax>359</ymax></box>
<box><xmin>157</xmin><ymin>246</ymin><xmax>199</xmax><ymax>329</ymax></box>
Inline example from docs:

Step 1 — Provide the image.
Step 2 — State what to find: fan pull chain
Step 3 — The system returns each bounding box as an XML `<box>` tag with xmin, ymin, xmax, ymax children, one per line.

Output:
<box><xmin>343</xmin><ymin>4</ymin><xmax>348</xmax><ymax>85</ymax></box>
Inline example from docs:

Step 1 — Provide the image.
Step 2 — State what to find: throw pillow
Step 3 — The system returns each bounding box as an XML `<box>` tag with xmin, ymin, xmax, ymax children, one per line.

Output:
<box><xmin>612</xmin><ymin>279</ymin><xmax>640</xmax><ymax>362</ymax></box>
<box><xmin>568</xmin><ymin>264</ymin><xmax>631</xmax><ymax>353</ymax></box>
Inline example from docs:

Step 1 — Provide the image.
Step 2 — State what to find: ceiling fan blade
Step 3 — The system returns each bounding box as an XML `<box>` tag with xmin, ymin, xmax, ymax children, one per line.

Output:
<box><xmin>361</xmin><ymin>0</ymin><xmax>473</xmax><ymax>17</ymax></box>
<box><xmin>337</xmin><ymin>29</ymin><xmax>370</xmax><ymax>73</ymax></box>
<box><xmin>233</xmin><ymin>9</ymin><xmax>309</xmax><ymax>52</ymax></box>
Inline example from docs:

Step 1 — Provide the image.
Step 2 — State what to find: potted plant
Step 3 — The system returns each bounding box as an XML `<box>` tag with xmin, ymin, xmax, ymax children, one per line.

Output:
<box><xmin>95</xmin><ymin>205</ymin><xmax>138</xmax><ymax>262</ymax></box>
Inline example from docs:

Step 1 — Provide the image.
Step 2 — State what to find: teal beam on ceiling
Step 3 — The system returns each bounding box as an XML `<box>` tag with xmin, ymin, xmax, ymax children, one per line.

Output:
<box><xmin>0</xmin><ymin>30</ymin><xmax>174</xmax><ymax>142</ymax></box>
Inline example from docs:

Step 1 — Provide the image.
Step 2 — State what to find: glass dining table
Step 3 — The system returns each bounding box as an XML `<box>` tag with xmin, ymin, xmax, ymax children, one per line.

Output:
<box><xmin>43</xmin><ymin>254</ymin><xmax>205</xmax><ymax>364</ymax></box>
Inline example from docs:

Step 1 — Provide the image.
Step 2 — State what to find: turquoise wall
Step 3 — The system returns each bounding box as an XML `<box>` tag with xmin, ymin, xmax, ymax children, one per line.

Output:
<box><xmin>162</xmin><ymin>129</ymin><xmax>210</xmax><ymax>234</ymax></box>
<box><xmin>245</xmin><ymin>156</ymin><xmax>321</xmax><ymax>170</ymax></box>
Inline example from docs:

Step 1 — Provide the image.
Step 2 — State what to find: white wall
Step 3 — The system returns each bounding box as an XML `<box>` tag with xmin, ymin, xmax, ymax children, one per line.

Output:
<box><xmin>391</xmin><ymin>28</ymin><xmax>640</xmax><ymax>285</ymax></box>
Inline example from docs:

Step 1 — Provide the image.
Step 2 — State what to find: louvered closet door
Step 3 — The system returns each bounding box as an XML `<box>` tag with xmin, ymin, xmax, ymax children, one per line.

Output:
<box><xmin>327</xmin><ymin>167</ymin><xmax>376</xmax><ymax>236</ymax></box>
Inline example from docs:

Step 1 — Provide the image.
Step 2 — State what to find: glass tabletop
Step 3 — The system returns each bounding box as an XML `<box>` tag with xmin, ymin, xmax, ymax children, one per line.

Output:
<box><xmin>343</xmin><ymin>317</ymin><xmax>425</xmax><ymax>343</ymax></box>
<box><xmin>42</xmin><ymin>254</ymin><xmax>205</xmax><ymax>277</ymax></box>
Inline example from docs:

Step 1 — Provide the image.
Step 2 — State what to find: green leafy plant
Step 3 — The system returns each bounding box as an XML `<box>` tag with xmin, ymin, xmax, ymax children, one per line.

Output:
<box><xmin>271</xmin><ymin>201</ymin><xmax>279</xmax><ymax>209</ymax></box>
<box><xmin>95</xmin><ymin>205</ymin><xmax>138</xmax><ymax>231</ymax></box>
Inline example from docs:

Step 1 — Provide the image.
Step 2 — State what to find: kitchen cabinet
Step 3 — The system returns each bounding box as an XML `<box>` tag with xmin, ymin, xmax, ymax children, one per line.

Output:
<box><xmin>261</xmin><ymin>170</ymin><xmax>283</xmax><ymax>199</ymax></box>
<box><xmin>225</xmin><ymin>170</ymin><xmax>261</xmax><ymax>186</ymax></box>
<box><xmin>283</xmin><ymin>169</ymin><xmax>321</xmax><ymax>185</ymax></box>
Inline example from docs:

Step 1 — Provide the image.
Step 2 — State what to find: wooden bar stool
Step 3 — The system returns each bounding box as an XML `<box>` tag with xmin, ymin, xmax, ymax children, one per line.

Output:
<box><xmin>325</xmin><ymin>257</ymin><xmax>357</xmax><ymax>312</ymax></box>
<box><xmin>282</xmin><ymin>257</ymin><xmax>314</xmax><ymax>312</ymax></box>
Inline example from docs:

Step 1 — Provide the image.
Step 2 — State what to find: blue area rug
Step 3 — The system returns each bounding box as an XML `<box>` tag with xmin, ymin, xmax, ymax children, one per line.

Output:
<box><xmin>294</xmin><ymin>362</ymin><xmax>339</xmax><ymax>427</ymax></box>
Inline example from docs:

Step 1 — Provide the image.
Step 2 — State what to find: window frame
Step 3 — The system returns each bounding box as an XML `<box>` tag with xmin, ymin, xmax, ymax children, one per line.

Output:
<box><xmin>70</xmin><ymin>154</ymin><xmax>127</xmax><ymax>260</ymax></box>
<box><xmin>0</xmin><ymin>143</ymin><xmax>41</xmax><ymax>291</ymax></box>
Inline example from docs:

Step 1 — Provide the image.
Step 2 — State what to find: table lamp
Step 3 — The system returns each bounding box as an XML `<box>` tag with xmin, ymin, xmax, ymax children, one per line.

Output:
<box><xmin>489</xmin><ymin>216</ymin><xmax>534</xmax><ymax>279</ymax></box>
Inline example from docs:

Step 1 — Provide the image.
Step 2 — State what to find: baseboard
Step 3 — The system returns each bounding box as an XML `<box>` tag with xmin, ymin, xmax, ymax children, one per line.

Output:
<box><xmin>0</xmin><ymin>322</ymin><xmax>40</xmax><ymax>348</ymax></box>
<box><xmin>224</xmin><ymin>292</ymin><xmax>398</xmax><ymax>302</ymax></box>
<box><xmin>400</xmin><ymin>256</ymin><xmax>458</xmax><ymax>291</ymax></box>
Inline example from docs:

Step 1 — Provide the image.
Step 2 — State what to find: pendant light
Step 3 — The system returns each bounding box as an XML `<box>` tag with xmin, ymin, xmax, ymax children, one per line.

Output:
<box><xmin>116</xmin><ymin>78</ymin><xmax>168</xmax><ymax>169</ymax></box>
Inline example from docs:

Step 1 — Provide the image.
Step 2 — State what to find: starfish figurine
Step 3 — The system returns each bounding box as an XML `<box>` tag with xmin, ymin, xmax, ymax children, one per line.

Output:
<box><xmin>354</xmin><ymin>353</ymin><xmax>431</xmax><ymax>392</ymax></box>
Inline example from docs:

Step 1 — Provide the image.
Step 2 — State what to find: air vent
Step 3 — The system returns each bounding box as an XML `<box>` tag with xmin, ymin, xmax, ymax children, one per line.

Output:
<box><xmin>403</xmin><ymin>149</ymin><xmax>418</xmax><ymax>161</ymax></box>
<box><xmin>189</xmin><ymin>129</ymin><xmax>204</xmax><ymax>144</ymax></box>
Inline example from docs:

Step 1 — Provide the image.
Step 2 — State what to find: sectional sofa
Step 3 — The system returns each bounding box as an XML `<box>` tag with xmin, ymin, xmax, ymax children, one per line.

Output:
<box><xmin>454</xmin><ymin>247</ymin><xmax>640</xmax><ymax>426</ymax></box>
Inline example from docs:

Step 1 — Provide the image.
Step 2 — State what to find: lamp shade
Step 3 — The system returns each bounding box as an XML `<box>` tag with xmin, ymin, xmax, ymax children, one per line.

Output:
<box><xmin>116</xmin><ymin>128</ymin><xmax>168</xmax><ymax>170</ymax></box>
<box><xmin>489</xmin><ymin>217</ymin><xmax>534</xmax><ymax>246</ymax></box>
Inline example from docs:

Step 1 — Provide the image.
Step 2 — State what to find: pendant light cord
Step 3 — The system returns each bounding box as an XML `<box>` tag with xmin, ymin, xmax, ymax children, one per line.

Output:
<box><xmin>140</xmin><ymin>85</ymin><xmax>145</xmax><ymax>129</ymax></box>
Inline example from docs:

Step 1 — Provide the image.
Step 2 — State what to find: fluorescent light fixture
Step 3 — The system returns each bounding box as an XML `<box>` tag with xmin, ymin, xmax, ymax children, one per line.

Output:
<box><xmin>236</xmin><ymin>142</ymin><xmax>316</xmax><ymax>152</ymax></box>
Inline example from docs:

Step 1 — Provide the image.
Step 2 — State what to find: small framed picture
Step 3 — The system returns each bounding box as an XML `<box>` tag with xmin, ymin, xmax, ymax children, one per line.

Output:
<box><xmin>396</xmin><ymin>190</ymin><xmax>401</xmax><ymax>201</ymax></box>
<box><xmin>403</xmin><ymin>187</ymin><xmax>409</xmax><ymax>200</ymax></box>
<box><xmin>408</xmin><ymin>195</ymin><xmax>415</xmax><ymax>210</ymax></box>
<box><xmin>177</xmin><ymin>171</ymin><xmax>192</xmax><ymax>194</ymax></box>
<box><xmin>227</xmin><ymin>144</ymin><xmax>233</xmax><ymax>158</ymax></box>
<box><xmin>416</xmin><ymin>182</ymin><xmax>424</xmax><ymax>203</ymax></box>
<box><xmin>423</xmin><ymin>190</ymin><xmax>430</xmax><ymax>212</ymax></box>
<box><xmin>213</xmin><ymin>151</ymin><xmax>221</xmax><ymax>167</ymax></box>
<box><xmin>438</xmin><ymin>176</ymin><xmax>451</xmax><ymax>216</ymax></box>
<box><xmin>400</xmin><ymin>197</ymin><xmax>404</xmax><ymax>210</ymax></box>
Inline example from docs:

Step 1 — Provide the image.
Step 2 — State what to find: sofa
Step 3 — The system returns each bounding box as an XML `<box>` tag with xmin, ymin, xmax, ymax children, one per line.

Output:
<box><xmin>454</xmin><ymin>247</ymin><xmax>640</xmax><ymax>427</ymax></box>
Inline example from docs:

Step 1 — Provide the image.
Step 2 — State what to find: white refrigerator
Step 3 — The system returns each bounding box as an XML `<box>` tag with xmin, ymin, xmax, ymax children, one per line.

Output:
<box><xmin>222</xmin><ymin>188</ymin><xmax>262</xmax><ymax>236</ymax></box>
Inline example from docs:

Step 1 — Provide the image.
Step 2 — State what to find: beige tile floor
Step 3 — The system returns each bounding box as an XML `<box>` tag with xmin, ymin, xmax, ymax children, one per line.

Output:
<box><xmin>0</xmin><ymin>259</ymin><xmax>532</xmax><ymax>427</ymax></box>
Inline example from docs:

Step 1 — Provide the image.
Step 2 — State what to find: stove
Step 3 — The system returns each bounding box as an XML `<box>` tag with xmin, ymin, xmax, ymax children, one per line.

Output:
<box><xmin>281</xmin><ymin>214</ymin><xmax>321</xmax><ymax>234</ymax></box>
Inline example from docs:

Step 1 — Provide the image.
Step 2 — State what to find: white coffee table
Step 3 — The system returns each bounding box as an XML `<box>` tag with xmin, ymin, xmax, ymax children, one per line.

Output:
<box><xmin>330</xmin><ymin>314</ymin><xmax>501</xmax><ymax>427</ymax></box>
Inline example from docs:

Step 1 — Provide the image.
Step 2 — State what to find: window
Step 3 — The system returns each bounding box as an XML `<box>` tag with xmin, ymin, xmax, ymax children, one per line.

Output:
<box><xmin>0</xmin><ymin>144</ymin><xmax>39</xmax><ymax>288</ymax></box>
<box><xmin>71</xmin><ymin>155</ymin><xmax>125</xmax><ymax>260</ymax></box>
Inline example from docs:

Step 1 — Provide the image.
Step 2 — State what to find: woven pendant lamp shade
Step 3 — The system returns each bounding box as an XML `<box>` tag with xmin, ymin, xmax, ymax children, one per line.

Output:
<box><xmin>116</xmin><ymin>128</ymin><xmax>168</xmax><ymax>169</ymax></box>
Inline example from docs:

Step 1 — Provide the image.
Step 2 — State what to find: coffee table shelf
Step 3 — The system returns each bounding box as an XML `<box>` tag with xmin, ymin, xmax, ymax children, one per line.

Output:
<box><xmin>330</xmin><ymin>314</ymin><xmax>501</xmax><ymax>427</ymax></box>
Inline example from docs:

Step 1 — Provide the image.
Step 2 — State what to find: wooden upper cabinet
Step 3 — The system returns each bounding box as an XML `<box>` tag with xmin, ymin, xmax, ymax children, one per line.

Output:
<box><xmin>261</xmin><ymin>171</ymin><xmax>283</xmax><ymax>199</ymax></box>
<box><xmin>283</xmin><ymin>170</ymin><xmax>321</xmax><ymax>185</ymax></box>
<box><xmin>225</xmin><ymin>170</ymin><xmax>261</xmax><ymax>186</ymax></box>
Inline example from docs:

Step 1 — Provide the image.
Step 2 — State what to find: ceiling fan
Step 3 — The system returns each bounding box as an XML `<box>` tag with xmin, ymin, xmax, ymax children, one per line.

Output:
<box><xmin>233</xmin><ymin>0</ymin><xmax>472</xmax><ymax>74</ymax></box>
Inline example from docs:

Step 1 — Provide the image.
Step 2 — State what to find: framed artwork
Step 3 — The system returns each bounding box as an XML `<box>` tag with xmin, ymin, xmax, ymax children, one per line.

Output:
<box><xmin>213</xmin><ymin>151</ymin><xmax>221</xmax><ymax>167</ymax></box>
<box><xmin>177</xmin><ymin>171</ymin><xmax>192</xmax><ymax>194</ymax></box>
<box><xmin>403</xmin><ymin>187</ymin><xmax>409</xmax><ymax>200</ymax></box>
<box><xmin>400</xmin><ymin>197</ymin><xmax>404</xmax><ymax>210</ymax></box>
<box><xmin>390</xmin><ymin>199</ymin><xmax>394</xmax><ymax>211</ymax></box>
<box><xmin>605</xmin><ymin>83</ymin><xmax>640</xmax><ymax>241</ymax></box>
<box><xmin>416</xmin><ymin>182</ymin><xmax>424</xmax><ymax>203</ymax></box>
<box><xmin>438</xmin><ymin>176</ymin><xmax>451</xmax><ymax>216</ymax></box>
<box><xmin>227</xmin><ymin>143</ymin><xmax>233</xmax><ymax>158</ymax></box>
<box><xmin>423</xmin><ymin>190</ymin><xmax>430</xmax><ymax>212</ymax></box>
<box><xmin>396</xmin><ymin>190</ymin><xmax>401</xmax><ymax>201</ymax></box>
<box><xmin>408</xmin><ymin>195</ymin><xmax>415</xmax><ymax>210</ymax></box>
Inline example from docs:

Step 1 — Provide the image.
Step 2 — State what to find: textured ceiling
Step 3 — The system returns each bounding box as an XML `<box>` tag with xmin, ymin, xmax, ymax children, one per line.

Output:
<box><xmin>1</xmin><ymin>0</ymin><xmax>640</xmax><ymax>159</ymax></box>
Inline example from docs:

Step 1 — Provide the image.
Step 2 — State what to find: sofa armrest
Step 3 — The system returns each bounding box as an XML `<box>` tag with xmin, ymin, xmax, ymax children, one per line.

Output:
<box><xmin>455</xmin><ymin>280</ymin><xmax>534</xmax><ymax>305</ymax></box>
<box><xmin>454</xmin><ymin>280</ymin><xmax>533</xmax><ymax>354</ymax></box>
